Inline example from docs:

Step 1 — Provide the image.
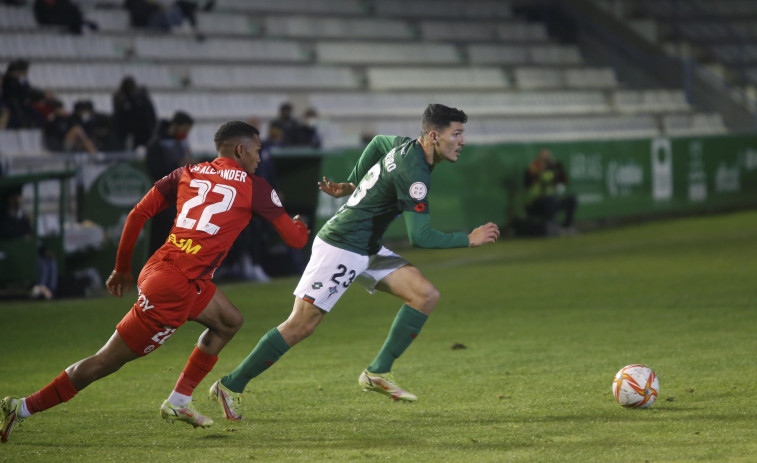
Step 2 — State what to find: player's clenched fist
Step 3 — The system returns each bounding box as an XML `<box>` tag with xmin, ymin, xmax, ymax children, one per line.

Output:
<box><xmin>468</xmin><ymin>222</ymin><xmax>500</xmax><ymax>247</ymax></box>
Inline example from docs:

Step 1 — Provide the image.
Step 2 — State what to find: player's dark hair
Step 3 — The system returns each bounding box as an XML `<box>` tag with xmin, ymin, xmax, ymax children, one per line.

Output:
<box><xmin>214</xmin><ymin>121</ymin><xmax>260</xmax><ymax>149</ymax></box>
<box><xmin>421</xmin><ymin>104</ymin><xmax>467</xmax><ymax>136</ymax></box>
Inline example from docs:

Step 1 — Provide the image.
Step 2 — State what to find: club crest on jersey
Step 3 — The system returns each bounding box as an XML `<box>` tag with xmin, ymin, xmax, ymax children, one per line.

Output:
<box><xmin>271</xmin><ymin>190</ymin><xmax>282</xmax><ymax>207</ymax></box>
<box><xmin>409</xmin><ymin>182</ymin><xmax>427</xmax><ymax>200</ymax></box>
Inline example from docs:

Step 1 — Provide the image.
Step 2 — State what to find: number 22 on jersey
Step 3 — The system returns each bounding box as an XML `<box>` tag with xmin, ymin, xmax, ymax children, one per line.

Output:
<box><xmin>176</xmin><ymin>179</ymin><xmax>237</xmax><ymax>235</ymax></box>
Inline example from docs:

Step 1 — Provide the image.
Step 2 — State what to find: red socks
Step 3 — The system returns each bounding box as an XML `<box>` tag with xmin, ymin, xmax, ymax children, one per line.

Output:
<box><xmin>23</xmin><ymin>349</ymin><xmax>217</xmax><ymax>416</ymax></box>
<box><xmin>173</xmin><ymin>347</ymin><xmax>218</xmax><ymax>396</ymax></box>
<box><xmin>25</xmin><ymin>371</ymin><xmax>78</xmax><ymax>415</ymax></box>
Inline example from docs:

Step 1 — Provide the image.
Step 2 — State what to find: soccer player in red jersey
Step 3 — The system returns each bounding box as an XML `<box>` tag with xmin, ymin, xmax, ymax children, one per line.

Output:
<box><xmin>1</xmin><ymin>121</ymin><xmax>309</xmax><ymax>442</ymax></box>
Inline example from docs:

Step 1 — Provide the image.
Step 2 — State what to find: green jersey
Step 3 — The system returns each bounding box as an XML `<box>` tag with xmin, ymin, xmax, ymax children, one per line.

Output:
<box><xmin>318</xmin><ymin>135</ymin><xmax>469</xmax><ymax>255</ymax></box>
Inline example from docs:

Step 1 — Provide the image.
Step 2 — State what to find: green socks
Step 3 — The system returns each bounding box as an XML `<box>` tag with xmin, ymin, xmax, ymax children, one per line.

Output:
<box><xmin>367</xmin><ymin>304</ymin><xmax>428</xmax><ymax>374</ymax></box>
<box><xmin>220</xmin><ymin>305</ymin><xmax>427</xmax><ymax>392</ymax></box>
<box><xmin>221</xmin><ymin>328</ymin><xmax>290</xmax><ymax>393</ymax></box>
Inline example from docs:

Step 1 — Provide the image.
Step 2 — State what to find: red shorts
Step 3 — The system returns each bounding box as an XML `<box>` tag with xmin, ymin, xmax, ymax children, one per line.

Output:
<box><xmin>116</xmin><ymin>260</ymin><xmax>216</xmax><ymax>356</ymax></box>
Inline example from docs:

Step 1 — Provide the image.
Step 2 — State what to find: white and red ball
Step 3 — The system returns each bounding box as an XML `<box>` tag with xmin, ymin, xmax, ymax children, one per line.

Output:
<box><xmin>612</xmin><ymin>364</ymin><xmax>659</xmax><ymax>408</ymax></box>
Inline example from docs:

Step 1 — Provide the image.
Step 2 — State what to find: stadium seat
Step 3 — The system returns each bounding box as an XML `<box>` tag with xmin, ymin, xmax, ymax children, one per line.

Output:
<box><xmin>189</xmin><ymin>65</ymin><xmax>359</xmax><ymax>90</ymax></box>
<box><xmin>264</xmin><ymin>16</ymin><xmax>413</xmax><ymax>40</ymax></box>
<box><xmin>366</xmin><ymin>67</ymin><xmax>508</xmax><ymax>90</ymax></box>
<box><xmin>316</xmin><ymin>42</ymin><xmax>460</xmax><ymax>64</ymax></box>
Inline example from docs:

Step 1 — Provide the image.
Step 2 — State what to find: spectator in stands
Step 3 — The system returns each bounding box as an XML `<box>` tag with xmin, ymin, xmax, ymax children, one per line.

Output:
<box><xmin>71</xmin><ymin>100</ymin><xmax>116</xmax><ymax>152</ymax></box>
<box><xmin>124</xmin><ymin>0</ymin><xmax>164</xmax><ymax>29</ymax></box>
<box><xmin>145</xmin><ymin>110</ymin><xmax>194</xmax><ymax>254</ymax></box>
<box><xmin>112</xmin><ymin>76</ymin><xmax>157</xmax><ymax>150</ymax></box>
<box><xmin>124</xmin><ymin>0</ymin><xmax>213</xmax><ymax>40</ymax></box>
<box><xmin>2</xmin><ymin>59</ymin><xmax>50</xmax><ymax>129</ymax></box>
<box><xmin>523</xmin><ymin>149</ymin><xmax>577</xmax><ymax>236</ymax></box>
<box><xmin>292</xmin><ymin>107</ymin><xmax>322</xmax><ymax>148</ymax></box>
<box><xmin>269</xmin><ymin>102</ymin><xmax>301</xmax><ymax>147</ymax></box>
<box><xmin>43</xmin><ymin>99</ymin><xmax>98</xmax><ymax>154</ymax></box>
<box><xmin>0</xmin><ymin>186</ymin><xmax>58</xmax><ymax>299</ymax></box>
<box><xmin>33</xmin><ymin>0</ymin><xmax>98</xmax><ymax>35</ymax></box>
<box><xmin>0</xmin><ymin>74</ymin><xmax>9</xmax><ymax>130</ymax></box>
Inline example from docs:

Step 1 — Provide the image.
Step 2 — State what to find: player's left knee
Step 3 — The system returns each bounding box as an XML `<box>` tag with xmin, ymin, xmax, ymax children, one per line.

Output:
<box><xmin>414</xmin><ymin>284</ymin><xmax>439</xmax><ymax>313</ymax></box>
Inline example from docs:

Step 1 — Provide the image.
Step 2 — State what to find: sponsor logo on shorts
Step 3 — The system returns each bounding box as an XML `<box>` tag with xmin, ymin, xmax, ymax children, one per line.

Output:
<box><xmin>137</xmin><ymin>291</ymin><xmax>154</xmax><ymax>312</ymax></box>
<box><xmin>409</xmin><ymin>182</ymin><xmax>427</xmax><ymax>200</ymax></box>
<box><xmin>144</xmin><ymin>345</ymin><xmax>155</xmax><ymax>354</ymax></box>
<box><xmin>168</xmin><ymin>234</ymin><xmax>202</xmax><ymax>254</ymax></box>
<box><xmin>414</xmin><ymin>203</ymin><xmax>426</xmax><ymax>212</ymax></box>
<box><xmin>312</xmin><ymin>282</ymin><xmax>323</xmax><ymax>290</ymax></box>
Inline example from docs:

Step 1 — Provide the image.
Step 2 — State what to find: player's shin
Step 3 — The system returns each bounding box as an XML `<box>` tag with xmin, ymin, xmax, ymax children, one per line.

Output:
<box><xmin>367</xmin><ymin>304</ymin><xmax>428</xmax><ymax>374</ymax></box>
<box><xmin>220</xmin><ymin>327</ymin><xmax>290</xmax><ymax>393</ymax></box>
<box><xmin>167</xmin><ymin>347</ymin><xmax>218</xmax><ymax>406</ymax></box>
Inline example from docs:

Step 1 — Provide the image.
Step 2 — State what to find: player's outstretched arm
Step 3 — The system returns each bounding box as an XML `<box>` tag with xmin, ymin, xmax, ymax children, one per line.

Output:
<box><xmin>105</xmin><ymin>270</ymin><xmax>133</xmax><ymax>297</ymax></box>
<box><xmin>271</xmin><ymin>213</ymin><xmax>310</xmax><ymax>249</ymax></box>
<box><xmin>318</xmin><ymin>176</ymin><xmax>356</xmax><ymax>198</ymax></box>
<box><xmin>468</xmin><ymin>222</ymin><xmax>500</xmax><ymax>247</ymax></box>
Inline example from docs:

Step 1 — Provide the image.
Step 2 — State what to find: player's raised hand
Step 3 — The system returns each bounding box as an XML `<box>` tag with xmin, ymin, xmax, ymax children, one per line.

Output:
<box><xmin>106</xmin><ymin>270</ymin><xmax>133</xmax><ymax>297</ymax></box>
<box><xmin>467</xmin><ymin>222</ymin><xmax>500</xmax><ymax>247</ymax></box>
<box><xmin>318</xmin><ymin>176</ymin><xmax>356</xmax><ymax>198</ymax></box>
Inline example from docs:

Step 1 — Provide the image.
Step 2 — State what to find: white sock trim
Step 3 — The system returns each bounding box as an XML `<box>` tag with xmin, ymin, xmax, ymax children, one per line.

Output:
<box><xmin>167</xmin><ymin>391</ymin><xmax>192</xmax><ymax>407</ymax></box>
<box><xmin>19</xmin><ymin>398</ymin><xmax>31</xmax><ymax>419</ymax></box>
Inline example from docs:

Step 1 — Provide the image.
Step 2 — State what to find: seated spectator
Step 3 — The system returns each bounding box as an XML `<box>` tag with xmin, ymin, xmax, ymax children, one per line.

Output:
<box><xmin>522</xmin><ymin>149</ymin><xmax>577</xmax><ymax>236</ymax></box>
<box><xmin>71</xmin><ymin>100</ymin><xmax>117</xmax><ymax>151</ymax></box>
<box><xmin>0</xmin><ymin>74</ymin><xmax>9</xmax><ymax>129</ymax></box>
<box><xmin>0</xmin><ymin>187</ymin><xmax>58</xmax><ymax>299</ymax></box>
<box><xmin>292</xmin><ymin>107</ymin><xmax>322</xmax><ymax>148</ymax></box>
<box><xmin>124</xmin><ymin>0</ymin><xmax>212</xmax><ymax>39</ymax></box>
<box><xmin>269</xmin><ymin>102</ymin><xmax>300</xmax><ymax>147</ymax></box>
<box><xmin>43</xmin><ymin>99</ymin><xmax>98</xmax><ymax>154</ymax></box>
<box><xmin>112</xmin><ymin>76</ymin><xmax>157</xmax><ymax>150</ymax></box>
<box><xmin>145</xmin><ymin>110</ymin><xmax>194</xmax><ymax>254</ymax></box>
<box><xmin>33</xmin><ymin>0</ymin><xmax>98</xmax><ymax>35</ymax></box>
<box><xmin>124</xmin><ymin>0</ymin><xmax>164</xmax><ymax>29</ymax></box>
<box><xmin>145</xmin><ymin>110</ymin><xmax>194</xmax><ymax>180</ymax></box>
<box><xmin>2</xmin><ymin>59</ymin><xmax>50</xmax><ymax>129</ymax></box>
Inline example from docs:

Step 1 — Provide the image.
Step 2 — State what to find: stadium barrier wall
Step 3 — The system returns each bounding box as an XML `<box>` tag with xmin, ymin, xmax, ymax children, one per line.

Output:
<box><xmin>315</xmin><ymin>134</ymin><xmax>757</xmax><ymax>240</ymax></box>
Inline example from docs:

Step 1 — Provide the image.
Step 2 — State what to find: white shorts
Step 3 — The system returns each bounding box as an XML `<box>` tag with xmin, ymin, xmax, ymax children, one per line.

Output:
<box><xmin>293</xmin><ymin>236</ymin><xmax>409</xmax><ymax>312</ymax></box>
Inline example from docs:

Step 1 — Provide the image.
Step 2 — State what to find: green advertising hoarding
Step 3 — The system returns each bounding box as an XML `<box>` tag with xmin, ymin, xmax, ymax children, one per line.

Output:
<box><xmin>77</xmin><ymin>162</ymin><xmax>152</xmax><ymax>282</ymax></box>
<box><xmin>316</xmin><ymin>134</ymin><xmax>757</xmax><ymax>241</ymax></box>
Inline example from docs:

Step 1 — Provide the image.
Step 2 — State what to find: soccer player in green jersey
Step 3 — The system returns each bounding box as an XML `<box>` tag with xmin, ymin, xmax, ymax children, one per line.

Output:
<box><xmin>209</xmin><ymin>104</ymin><xmax>500</xmax><ymax>418</ymax></box>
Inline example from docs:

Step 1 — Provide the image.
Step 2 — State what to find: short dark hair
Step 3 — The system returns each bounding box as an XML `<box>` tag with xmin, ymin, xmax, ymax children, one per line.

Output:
<box><xmin>171</xmin><ymin>110</ymin><xmax>194</xmax><ymax>126</ymax></box>
<box><xmin>421</xmin><ymin>104</ymin><xmax>467</xmax><ymax>136</ymax></box>
<box><xmin>214</xmin><ymin>121</ymin><xmax>260</xmax><ymax>149</ymax></box>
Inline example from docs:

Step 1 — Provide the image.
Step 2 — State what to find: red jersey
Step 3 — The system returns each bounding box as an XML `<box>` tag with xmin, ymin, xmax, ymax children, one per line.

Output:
<box><xmin>115</xmin><ymin>156</ymin><xmax>308</xmax><ymax>281</ymax></box>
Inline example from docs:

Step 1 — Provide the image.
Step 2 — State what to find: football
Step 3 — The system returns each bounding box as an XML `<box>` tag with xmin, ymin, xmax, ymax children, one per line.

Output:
<box><xmin>612</xmin><ymin>364</ymin><xmax>659</xmax><ymax>408</ymax></box>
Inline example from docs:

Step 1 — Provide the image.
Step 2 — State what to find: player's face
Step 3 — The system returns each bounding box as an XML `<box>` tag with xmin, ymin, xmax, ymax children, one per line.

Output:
<box><xmin>434</xmin><ymin>122</ymin><xmax>465</xmax><ymax>163</ymax></box>
<box><xmin>236</xmin><ymin>135</ymin><xmax>262</xmax><ymax>174</ymax></box>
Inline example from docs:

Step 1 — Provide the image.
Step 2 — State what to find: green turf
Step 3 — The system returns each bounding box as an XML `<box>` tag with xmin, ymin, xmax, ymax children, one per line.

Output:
<box><xmin>1</xmin><ymin>210</ymin><xmax>756</xmax><ymax>462</ymax></box>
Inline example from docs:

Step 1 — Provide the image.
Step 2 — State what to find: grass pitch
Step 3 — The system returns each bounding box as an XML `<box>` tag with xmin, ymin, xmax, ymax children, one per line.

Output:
<box><xmin>1</xmin><ymin>210</ymin><xmax>756</xmax><ymax>462</ymax></box>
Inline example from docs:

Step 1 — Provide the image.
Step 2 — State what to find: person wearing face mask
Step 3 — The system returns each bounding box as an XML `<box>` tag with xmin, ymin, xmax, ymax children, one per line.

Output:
<box><xmin>112</xmin><ymin>76</ymin><xmax>157</xmax><ymax>150</ymax></box>
<box><xmin>43</xmin><ymin>99</ymin><xmax>98</xmax><ymax>154</ymax></box>
<box><xmin>292</xmin><ymin>107</ymin><xmax>322</xmax><ymax>148</ymax></box>
<box><xmin>146</xmin><ymin>110</ymin><xmax>194</xmax><ymax>254</ymax></box>
<box><xmin>71</xmin><ymin>100</ymin><xmax>115</xmax><ymax>152</ymax></box>
<box><xmin>1</xmin><ymin>59</ymin><xmax>50</xmax><ymax>129</ymax></box>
